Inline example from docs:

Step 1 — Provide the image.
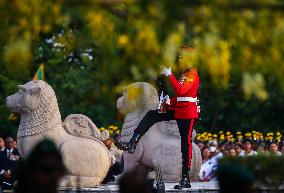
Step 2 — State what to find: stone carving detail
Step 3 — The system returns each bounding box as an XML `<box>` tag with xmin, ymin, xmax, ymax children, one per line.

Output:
<box><xmin>6</xmin><ymin>80</ymin><xmax>111</xmax><ymax>187</ymax></box>
<box><xmin>100</xmin><ymin>130</ymin><xmax>110</xmax><ymax>141</ymax></box>
<box><xmin>64</xmin><ymin>114</ymin><xmax>102</xmax><ymax>140</ymax></box>
<box><xmin>117</xmin><ymin>82</ymin><xmax>202</xmax><ymax>181</ymax></box>
<box><xmin>76</xmin><ymin>117</ymin><xmax>89</xmax><ymax>128</ymax></box>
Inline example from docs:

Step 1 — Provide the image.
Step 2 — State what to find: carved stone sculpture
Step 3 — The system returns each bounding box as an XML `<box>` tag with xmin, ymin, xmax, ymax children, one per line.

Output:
<box><xmin>6</xmin><ymin>80</ymin><xmax>111</xmax><ymax>187</ymax></box>
<box><xmin>117</xmin><ymin>82</ymin><xmax>202</xmax><ymax>181</ymax></box>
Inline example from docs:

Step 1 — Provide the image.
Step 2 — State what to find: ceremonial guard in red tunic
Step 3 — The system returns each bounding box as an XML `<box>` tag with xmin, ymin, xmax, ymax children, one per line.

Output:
<box><xmin>115</xmin><ymin>47</ymin><xmax>200</xmax><ymax>189</ymax></box>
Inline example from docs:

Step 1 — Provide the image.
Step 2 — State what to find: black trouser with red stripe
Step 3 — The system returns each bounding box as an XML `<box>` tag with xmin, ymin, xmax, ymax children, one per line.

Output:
<box><xmin>134</xmin><ymin>109</ymin><xmax>194</xmax><ymax>169</ymax></box>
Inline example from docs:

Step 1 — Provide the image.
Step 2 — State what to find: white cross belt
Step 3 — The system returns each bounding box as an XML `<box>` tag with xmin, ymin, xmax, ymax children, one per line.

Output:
<box><xmin>176</xmin><ymin>97</ymin><xmax>197</xmax><ymax>102</ymax></box>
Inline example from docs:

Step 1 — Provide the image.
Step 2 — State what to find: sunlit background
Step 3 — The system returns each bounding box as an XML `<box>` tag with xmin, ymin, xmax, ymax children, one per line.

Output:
<box><xmin>1</xmin><ymin>0</ymin><xmax>284</xmax><ymax>136</ymax></box>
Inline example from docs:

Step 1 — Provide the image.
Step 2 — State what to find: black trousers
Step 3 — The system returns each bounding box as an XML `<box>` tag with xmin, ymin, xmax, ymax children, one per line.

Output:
<box><xmin>134</xmin><ymin>110</ymin><xmax>194</xmax><ymax>169</ymax></box>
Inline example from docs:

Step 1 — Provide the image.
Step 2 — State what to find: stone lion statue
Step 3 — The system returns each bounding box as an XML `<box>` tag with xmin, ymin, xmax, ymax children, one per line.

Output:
<box><xmin>117</xmin><ymin>82</ymin><xmax>202</xmax><ymax>181</ymax></box>
<box><xmin>6</xmin><ymin>80</ymin><xmax>111</xmax><ymax>187</ymax></box>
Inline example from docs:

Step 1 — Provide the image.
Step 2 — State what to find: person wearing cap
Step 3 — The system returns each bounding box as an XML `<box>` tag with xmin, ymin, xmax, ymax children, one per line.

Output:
<box><xmin>115</xmin><ymin>45</ymin><xmax>200</xmax><ymax>189</ymax></box>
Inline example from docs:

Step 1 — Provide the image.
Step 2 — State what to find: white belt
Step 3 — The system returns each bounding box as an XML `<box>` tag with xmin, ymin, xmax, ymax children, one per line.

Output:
<box><xmin>177</xmin><ymin>97</ymin><xmax>197</xmax><ymax>102</ymax></box>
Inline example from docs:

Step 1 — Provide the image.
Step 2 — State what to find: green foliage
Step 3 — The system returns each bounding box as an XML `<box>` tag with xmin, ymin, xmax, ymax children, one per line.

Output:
<box><xmin>1</xmin><ymin>0</ymin><xmax>284</xmax><ymax>136</ymax></box>
<box><xmin>219</xmin><ymin>156</ymin><xmax>284</xmax><ymax>189</ymax></box>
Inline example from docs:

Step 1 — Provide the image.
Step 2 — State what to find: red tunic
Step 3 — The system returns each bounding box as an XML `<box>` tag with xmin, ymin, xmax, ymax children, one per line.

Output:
<box><xmin>168</xmin><ymin>69</ymin><xmax>200</xmax><ymax>119</ymax></box>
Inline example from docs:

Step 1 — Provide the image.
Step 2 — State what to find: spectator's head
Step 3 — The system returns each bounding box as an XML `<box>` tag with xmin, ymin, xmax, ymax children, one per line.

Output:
<box><xmin>234</xmin><ymin>143</ymin><xmax>243</xmax><ymax>155</ymax></box>
<box><xmin>209</xmin><ymin>141</ymin><xmax>218</xmax><ymax>154</ymax></box>
<box><xmin>243</xmin><ymin>140</ymin><xmax>253</xmax><ymax>152</ymax></box>
<box><xmin>256</xmin><ymin>144</ymin><xmax>266</xmax><ymax>155</ymax></box>
<box><xmin>119</xmin><ymin>169</ymin><xmax>152</xmax><ymax>193</ymax></box>
<box><xmin>228</xmin><ymin>146</ymin><xmax>236</xmax><ymax>157</ymax></box>
<box><xmin>112</xmin><ymin>134</ymin><xmax>121</xmax><ymax>141</ymax></box>
<box><xmin>16</xmin><ymin>139</ymin><xmax>66</xmax><ymax>193</ymax></box>
<box><xmin>269</xmin><ymin>142</ymin><xmax>279</xmax><ymax>154</ymax></box>
<box><xmin>201</xmin><ymin>146</ymin><xmax>211</xmax><ymax>160</ymax></box>
<box><xmin>222</xmin><ymin>147</ymin><xmax>230</xmax><ymax>157</ymax></box>
<box><xmin>178</xmin><ymin>45</ymin><xmax>195</xmax><ymax>70</ymax></box>
<box><xmin>13</xmin><ymin>138</ymin><xmax>17</xmax><ymax>149</ymax></box>
<box><xmin>103</xmin><ymin>137</ymin><xmax>114</xmax><ymax>150</ymax></box>
<box><xmin>197</xmin><ymin>141</ymin><xmax>205</xmax><ymax>151</ymax></box>
<box><xmin>280</xmin><ymin>143</ymin><xmax>284</xmax><ymax>154</ymax></box>
<box><xmin>0</xmin><ymin>136</ymin><xmax>4</xmax><ymax>149</ymax></box>
<box><xmin>5</xmin><ymin>136</ymin><xmax>14</xmax><ymax>150</ymax></box>
<box><xmin>217</xmin><ymin>164</ymin><xmax>256</xmax><ymax>193</ymax></box>
<box><xmin>218</xmin><ymin>142</ymin><xmax>226</xmax><ymax>153</ymax></box>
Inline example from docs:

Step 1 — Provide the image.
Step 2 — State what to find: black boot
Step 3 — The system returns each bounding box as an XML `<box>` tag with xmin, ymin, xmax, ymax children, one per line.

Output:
<box><xmin>114</xmin><ymin>132</ymin><xmax>141</xmax><ymax>154</ymax></box>
<box><xmin>174</xmin><ymin>167</ymin><xmax>191</xmax><ymax>189</ymax></box>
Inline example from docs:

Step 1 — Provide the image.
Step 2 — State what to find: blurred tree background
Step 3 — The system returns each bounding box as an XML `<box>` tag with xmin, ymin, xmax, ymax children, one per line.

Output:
<box><xmin>1</xmin><ymin>0</ymin><xmax>284</xmax><ymax>136</ymax></box>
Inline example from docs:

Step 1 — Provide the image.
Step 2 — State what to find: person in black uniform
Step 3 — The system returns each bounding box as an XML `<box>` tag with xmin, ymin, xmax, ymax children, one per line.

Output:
<box><xmin>0</xmin><ymin>136</ymin><xmax>20</xmax><ymax>189</ymax></box>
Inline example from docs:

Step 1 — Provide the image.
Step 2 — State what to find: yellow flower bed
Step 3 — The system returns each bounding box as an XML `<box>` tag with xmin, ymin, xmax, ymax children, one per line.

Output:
<box><xmin>100</xmin><ymin>126</ymin><xmax>282</xmax><ymax>143</ymax></box>
<box><xmin>196</xmin><ymin>130</ymin><xmax>282</xmax><ymax>143</ymax></box>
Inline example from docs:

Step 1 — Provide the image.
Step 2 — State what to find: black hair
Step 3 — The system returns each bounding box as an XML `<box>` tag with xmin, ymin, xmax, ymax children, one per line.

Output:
<box><xmin>201</xmin><ymin>146</ymin><xmax>211</xmax><ymax>159</ymax></box>
<box><xmin>234</xmin><ymin>143</ymin><xmax>243</xmax><ymax>149</ymax></box>
<box><xmin>15</xmin><ymin>139</ymin><xmax>66</xmax><ymax>193</ymax></box>
<box><xmin>119</xmin><ymin>168</ymin><xmax>152</xmax><ymax>193</ymax></box>
<box><xmin>269</xmin><ymin>141</ymin><xmax>278</xmax><ymax>146</ymax></box>
<box><xmin>227</xmin><ymin>145</ymin><xmax>235</xmax><ymax>151</ymax></box>
<box><xmin>218</xmin><ymin>141</ymin><xmax>226</xmax><ymax>148</ymax></box>
<box><xmin>243</xmin><ymin>139</ymin><xmax>252</xmax><ymax>144</ymax></box>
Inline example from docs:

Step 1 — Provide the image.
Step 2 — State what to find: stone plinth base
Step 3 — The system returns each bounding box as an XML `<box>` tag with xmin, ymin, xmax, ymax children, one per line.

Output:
<box><xmin>59</xmin><ymin>181</ymin><xmax>219</xmax><ymax>193</ymax></box>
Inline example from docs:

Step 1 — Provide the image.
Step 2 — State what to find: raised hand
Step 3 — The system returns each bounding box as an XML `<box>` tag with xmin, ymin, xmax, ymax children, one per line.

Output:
<box><xmin>160</xmin><ymin>66</ymin><xmax>172</xmax><ymax>76</ymax></box>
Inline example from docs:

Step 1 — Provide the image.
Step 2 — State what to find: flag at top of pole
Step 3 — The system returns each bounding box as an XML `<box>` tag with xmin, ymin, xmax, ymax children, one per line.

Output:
<box><xmin>33</xmin><ymin>63</ymin><xmax>45</xmax><ymax>80</ymax></box>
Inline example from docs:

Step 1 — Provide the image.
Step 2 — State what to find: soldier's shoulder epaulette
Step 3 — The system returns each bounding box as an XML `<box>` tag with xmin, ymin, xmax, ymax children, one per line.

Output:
<box><xmin>186</xmin><ymin>74</ymin><xmax>195</xmax><ymax>82</ymax></box>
